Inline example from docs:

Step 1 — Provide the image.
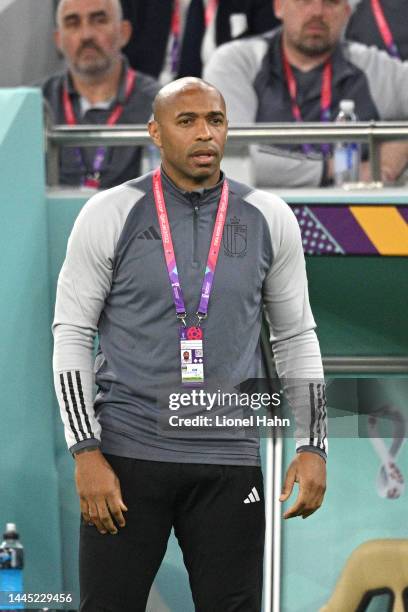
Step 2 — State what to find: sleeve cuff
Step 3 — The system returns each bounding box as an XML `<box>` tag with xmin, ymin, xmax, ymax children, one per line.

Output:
<box><xmin>297</xmin><ymin>444</ymin><xmax>327</xmax><ymax>462</ymax></box>
<box><xmin>69</xmin><ymin>438</ymin><xmax>100</xmax><ymax>457</ymax></box>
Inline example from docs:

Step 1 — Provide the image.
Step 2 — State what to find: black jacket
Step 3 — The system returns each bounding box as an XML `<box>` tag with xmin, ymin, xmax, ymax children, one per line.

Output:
<box><xmin>121</xmin><ymin>0</ymin><xmax>279</xmax><ymax>78</ymax></box>
<box><xmin>346</xmin><ymin>0</ymin><xmax>408</xmax><ymax>61</ymax></box>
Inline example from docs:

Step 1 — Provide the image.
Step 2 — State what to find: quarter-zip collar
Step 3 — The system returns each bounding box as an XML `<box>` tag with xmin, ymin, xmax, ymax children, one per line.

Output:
<box><xmin>160</xmin><ymin>166</ymin><xmax>225</xmax><ymax>207</ymax></box>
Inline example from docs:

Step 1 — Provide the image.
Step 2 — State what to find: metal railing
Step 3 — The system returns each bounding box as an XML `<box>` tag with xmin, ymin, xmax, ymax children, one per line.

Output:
<box><xmin>45</xmin><ymin>121</ymin><xmax>408</xmax><ymax>186</ymax></box>
<box><xmin>322</xmin><ymin>356</ymin><xmax>408</xmax><ymax>373</ymax></box>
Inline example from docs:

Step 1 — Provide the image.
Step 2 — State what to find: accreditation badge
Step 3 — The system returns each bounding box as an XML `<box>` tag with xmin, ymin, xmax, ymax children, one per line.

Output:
<box><xmin>179</xmin><ymin>326</ymin><xmax>204</xmax><ymax>386</ymax></box>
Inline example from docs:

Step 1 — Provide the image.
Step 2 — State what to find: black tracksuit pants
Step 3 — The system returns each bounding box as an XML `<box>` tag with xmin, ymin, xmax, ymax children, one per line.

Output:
<box><xmin>79</xmin><ymin>454</ymin><xmax>265</xmax><ymax>612</ymax></box>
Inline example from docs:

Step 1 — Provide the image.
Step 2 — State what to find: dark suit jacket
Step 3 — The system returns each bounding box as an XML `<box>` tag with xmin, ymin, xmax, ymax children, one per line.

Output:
<box><xmin>121</xmin><ymin>0</ymin><xmax>279</xmax><ymax>78</ymax></box>
<box><xmin>346</xmin><ymin>0</ymin><xmax>408</xmax><ymax>61</ymax></box>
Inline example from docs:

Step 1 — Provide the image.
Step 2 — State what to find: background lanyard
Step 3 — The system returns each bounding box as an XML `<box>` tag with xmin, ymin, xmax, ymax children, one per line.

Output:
<box><xmin>282</xmin><ymin>46</ymin><xmax>332</xmax><ymax>156</ymax></box>
<box><xmin>170</xmin><ymin>0</ymin><xmax>219</xmax><ymax>72</ymax></box>
<box><xmin>152</xmin><ymin>168</ymin><xmax>229</xmax><ymax>323</ymax></box>
<box><xmin>370</xmin><ymin>0</ymin><xmax>400</xmax><ymax>59</ymax></box>
<box><xmin>62</xmin><ymin>68</ymin><xmax>136</xmax><ymax>187</ymax></box>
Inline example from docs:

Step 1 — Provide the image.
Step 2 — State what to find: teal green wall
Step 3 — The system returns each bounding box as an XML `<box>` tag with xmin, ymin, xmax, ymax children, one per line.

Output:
<box><xmin>280</xmin><ymin>376</ymin><xmax>408</xmax><ymax>612</ymax></box>
<box><xmin>0</xmin><ymin>89</ymin><xmax>62</xmax><ymax>594</ymax></box>
<box><xmin>1</xmin><ymin>89</ymin><xmax>407</xmax><ymax>610</ymax></box>
<box><xmin>307</xmin><ymin>257</ymin><xmax>408</xmax><ymax>356</ymax></box>
<box><xmin>281</xmin><ymin>437</ymin><xmax>408</xmax><ymax>612</ymax></box>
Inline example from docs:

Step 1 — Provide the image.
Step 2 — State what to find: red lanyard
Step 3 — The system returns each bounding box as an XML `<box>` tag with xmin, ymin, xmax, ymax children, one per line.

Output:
<box><xmin>62</xmin><ymin>68</ymin><xmax>136</xmax><ymax>187</ymax></box>
<box><xmin>152</xmin><ymin>168</ymin><xmax>229</xmax><ymax>322</ymax></box>
<box><xmin>62</xmin><ymin>68</ymin><xmax>136</xmax><ymax>127</ymax></box>
<box><xmin>282</xmin><ymin>45</ymin><xmax>332</xmax><ymax>155</ymax></box>
<box><xmin>282</xmin><ymin>47</ymin><xmax>332</xmax><ymax>123</ymax></box>
<box><xmin>204</xmin><ymin>0</ymin><xmax>219</xmax><ymax>28</ymax></box>
<box><xmin>171</xmin><ymin>0</ymin><xmax>219</xmax><ymax>33</ymax></box>
<box><xmin>370</xmin><ymin>0</ymin><xmax>400</xmax><ymax>59</ymax></box>
<box><xmin>170</xmin><ymin>0</ymin><xmax>219</xmax><ymax>72</ymax></box>
<box><xmin>171</xmin><ymin>0</ymin><xmax>182</xmax><ymax>39</ymax></box>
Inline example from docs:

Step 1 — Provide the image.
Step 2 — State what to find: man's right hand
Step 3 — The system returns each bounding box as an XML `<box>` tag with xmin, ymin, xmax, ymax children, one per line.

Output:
<box><xmin>74</xmin><ymin>449</ymin><xmax>128</xmax><ymax>535</ymax></box>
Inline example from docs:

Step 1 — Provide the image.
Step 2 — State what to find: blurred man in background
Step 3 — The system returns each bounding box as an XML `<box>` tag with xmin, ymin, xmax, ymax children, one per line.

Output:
<box><xmin>43</xmin><ymin>0</ymin><xmax>159</xmax><ymax>189</ymax></box>
<box><xmin>121</xmin><ymin>0</ymin><xmax>280</xmax><ymax>84</ymax></box>
<box><xmin>205</xmin><ymin>0</ymin><xmax>408</xmax><ymax>187</ymax></box>
<box><xmin>346</xmin><ymin>0</ymin><xmax>408</xmax><ymax>61</ymax></box>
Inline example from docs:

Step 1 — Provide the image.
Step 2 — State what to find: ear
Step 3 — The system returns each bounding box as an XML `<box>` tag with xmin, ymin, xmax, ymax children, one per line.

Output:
<box><xmin>148</xmin><ymin>119</ymin><xmax>162</xmax><ymax>148</ymax></box>
<box><xmin>274</xmin><ymin>0</ymin><xmax>283</xmax><ymax>20</ymax></box>
<box><xmin>120</xmin><ymin>19</ymin><xmax>132</xmax><ymax>48</ymax></box>
<box><xmin>54</xmin><ymin>29</ymin><xmax>62</xmax><ymax>53</ymax></box>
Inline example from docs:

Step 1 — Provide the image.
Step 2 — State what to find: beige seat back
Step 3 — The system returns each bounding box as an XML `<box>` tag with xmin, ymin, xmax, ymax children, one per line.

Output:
<box><xmin>320</xmin><ymin>539</ymin><xmax>408</xmax><ymax>612</ymax></box>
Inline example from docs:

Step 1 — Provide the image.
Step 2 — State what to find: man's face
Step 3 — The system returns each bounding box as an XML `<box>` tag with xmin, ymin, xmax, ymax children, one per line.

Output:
<box><xmin>149</xmin><ymin>87</ymin><xmax>228</xmax><ymax>186</ymax></box>
<box><xmin>275</xmin><ymin>0</ymin><xmax>351</xmax><ymax>57</ymax></box>
<box><xmin>55</xmin><ymin>0</ymin><xmax>131</xmax><ymax>78</ymax></box>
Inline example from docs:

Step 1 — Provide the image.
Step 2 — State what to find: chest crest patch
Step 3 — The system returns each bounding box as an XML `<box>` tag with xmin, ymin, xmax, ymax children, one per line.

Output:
<box><xmin>223</xmin><ymin>217</ymin><xmax>247</xmax><ymax>257</ymax></box>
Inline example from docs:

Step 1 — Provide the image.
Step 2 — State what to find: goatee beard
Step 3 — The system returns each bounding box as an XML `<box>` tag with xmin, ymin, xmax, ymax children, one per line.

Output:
<box><xmin>295</xmin><ymin>41</ymin><xmax>334</xmax><ymax>58</ymax></box>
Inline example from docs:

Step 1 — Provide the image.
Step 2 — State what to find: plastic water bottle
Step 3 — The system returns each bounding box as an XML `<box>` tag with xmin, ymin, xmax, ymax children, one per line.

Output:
<box><xmin>0</xmin><ymin>524</ymin><xmax>24</xmax><ymax>610</ymax></box>
<box><xmin>333</xmin><ymin>99</ymin><xmax>360</xmax><ymax>186</ymax></box>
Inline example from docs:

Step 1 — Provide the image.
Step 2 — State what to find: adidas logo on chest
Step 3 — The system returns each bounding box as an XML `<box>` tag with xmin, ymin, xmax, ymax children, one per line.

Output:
<box><xmin>137</xmin><ymin>226</ymin><xmax>161</xmax><ymax>240</ymax></box>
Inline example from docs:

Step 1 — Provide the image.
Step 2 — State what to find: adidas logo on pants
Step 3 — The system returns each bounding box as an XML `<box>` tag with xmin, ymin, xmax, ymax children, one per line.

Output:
<box><xmin>244</xmin><ymin>486</ymin><xmax>260</xmax><ymax>504</ymax></box>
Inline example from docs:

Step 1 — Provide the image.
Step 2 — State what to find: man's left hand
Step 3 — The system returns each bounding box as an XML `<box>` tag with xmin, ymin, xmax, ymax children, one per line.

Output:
<box><xmin>279</xmin><ymin>452</ymin><xmax>326</xmax><ymax>519</ymax></box>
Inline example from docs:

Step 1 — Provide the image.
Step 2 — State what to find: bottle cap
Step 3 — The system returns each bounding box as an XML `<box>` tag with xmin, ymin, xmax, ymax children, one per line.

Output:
<box><xmin>3</xmin><ymin>523</ymin><xmax>18</xmax><ymax>539</ymax></box>
<box><xmin>339</xmin><ymin>99</ymin><xmax>355</xmax><ymax>113</ymax></box>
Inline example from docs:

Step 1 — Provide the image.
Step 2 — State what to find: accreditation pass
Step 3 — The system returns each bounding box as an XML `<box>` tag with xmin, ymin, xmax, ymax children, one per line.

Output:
<box><xmin>179</xmin><ymin>326</ymin><xmax>204</xmax><ymax>385</ymax></box>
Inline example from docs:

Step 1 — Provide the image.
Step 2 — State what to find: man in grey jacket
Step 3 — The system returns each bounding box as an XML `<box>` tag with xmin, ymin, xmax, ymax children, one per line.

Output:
<box><xmin>53</xmin><ymin>77</ymin><xmax>327</xmax><ymax>610</ymax></box>
<box><xmin>204</xmin><ymin>0</ymin><xmax>408</xmax><ymax>187</ymax></box>
<box><xmin>43</xmin><ymin>0</ymin><xmax>159</xmax><ymax>189</ymax></box>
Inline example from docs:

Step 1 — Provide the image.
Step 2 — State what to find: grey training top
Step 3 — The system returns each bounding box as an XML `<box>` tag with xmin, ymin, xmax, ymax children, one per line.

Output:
<box><xmin>53</xmin><ymin>170</ymin><xmax>327</xmax><ymax>465</ymax></box>
<box><xmin>42</xmin><ymin>58</ymin><xmax>160</xmax><ymax>189</ymax></box>
<box><xmin>204</xmin><ymin>28</ymin><xmax>408</xmax><ymax>187</ymax></box>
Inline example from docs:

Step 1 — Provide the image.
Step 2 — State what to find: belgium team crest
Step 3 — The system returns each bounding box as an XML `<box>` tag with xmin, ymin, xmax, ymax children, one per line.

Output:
<box><xmin>223</xmin><ymin>217</ymin><xmax>247</xmax><ymax>257</ymax></box>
